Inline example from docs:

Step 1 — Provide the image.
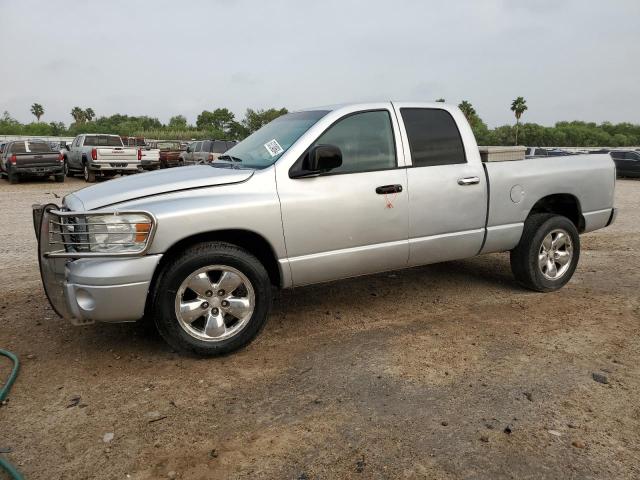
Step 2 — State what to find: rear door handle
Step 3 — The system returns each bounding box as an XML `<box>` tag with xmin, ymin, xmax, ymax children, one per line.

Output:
<box><xmin>376</xmin><ymin>184</ymin><xmax>403</xmax><ymax>194</ymax></box>
<box><xmin>457</xmin><ymin>176</ymin><xmax>480</xmax><ymax>186</ymax></box>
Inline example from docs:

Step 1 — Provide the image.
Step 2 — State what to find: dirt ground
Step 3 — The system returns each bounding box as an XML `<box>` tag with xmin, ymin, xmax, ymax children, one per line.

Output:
<box><xmin>0</xmin><ymin>176</ymin><xmax>638</xmax><ymax>480</ymax></box>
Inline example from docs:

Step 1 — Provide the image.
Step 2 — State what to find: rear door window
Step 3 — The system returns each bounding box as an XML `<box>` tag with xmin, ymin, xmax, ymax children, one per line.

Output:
<box><xmin>212</xmin><ymin>140</ymin><xmax>228</xmax><ymax>154</ymax></box>
<box><xmin>400</xmin><ymin>108</ymin><xmax>466</xmax><ymax>167</ymax></box>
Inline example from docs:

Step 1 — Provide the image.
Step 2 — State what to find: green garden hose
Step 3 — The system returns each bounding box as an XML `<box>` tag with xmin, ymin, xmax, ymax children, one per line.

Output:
<box><xmin>0</xmin><ymin>349</ymin><xmax>23</xmax><ymax>480</ymax></box>
<box><xmin>0</xmin><ymin>349</ymin><xmax>19</xmax><ymax>402</ymax></box>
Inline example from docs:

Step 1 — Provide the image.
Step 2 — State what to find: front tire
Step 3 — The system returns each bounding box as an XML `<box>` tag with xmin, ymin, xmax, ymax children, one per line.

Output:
<box><xmin>152</xmin><ymin>242</ymin><xmax>272</xmax><ymax>356</ymax></box>
<box><xmin>510</xmin><ymin>213</ymin><xmax>580</xmax><ymax>292</ymax></box>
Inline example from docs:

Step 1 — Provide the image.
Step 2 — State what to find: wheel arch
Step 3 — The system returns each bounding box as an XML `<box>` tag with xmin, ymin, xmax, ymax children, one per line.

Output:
<box><xmin>526</xmin><ymin>193</ymin><xmax>585</xmax><ymax>233</ymax></box>
<box><xmin>150</xmin><ymin>228</ymin><xmax>282</xmax><ymax>290</ymax></box>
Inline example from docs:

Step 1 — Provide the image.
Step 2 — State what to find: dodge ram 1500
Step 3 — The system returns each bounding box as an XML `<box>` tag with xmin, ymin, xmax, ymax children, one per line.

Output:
<box><xmin>33</xmin><ymin>102</ymin><xmax>617</xmax><ymax>356</ymax></box>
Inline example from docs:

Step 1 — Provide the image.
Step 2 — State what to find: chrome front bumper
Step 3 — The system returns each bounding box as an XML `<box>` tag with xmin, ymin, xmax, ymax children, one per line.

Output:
<box><xmin>33</xmin><ymin>204</ymin><xmax>161</xmax><ymax>325</ymax></box>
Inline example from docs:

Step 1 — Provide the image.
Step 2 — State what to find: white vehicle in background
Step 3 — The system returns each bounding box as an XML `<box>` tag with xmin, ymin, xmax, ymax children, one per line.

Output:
<box><xmin>63</xmin><ymin>134</ymin><xmax>141</xmax><ymax>182</ymax></box>
<box><xmin>122</xmin><ymin>136</ymin><xmax>161</xmax><ymax>171</ymax></box>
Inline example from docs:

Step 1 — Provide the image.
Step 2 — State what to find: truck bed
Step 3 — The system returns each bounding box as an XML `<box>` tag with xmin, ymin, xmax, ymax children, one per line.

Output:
<box><xmin>481</xmin><ymin>153</ymin><xmax>616</xmax><ymax>253</ymax></box>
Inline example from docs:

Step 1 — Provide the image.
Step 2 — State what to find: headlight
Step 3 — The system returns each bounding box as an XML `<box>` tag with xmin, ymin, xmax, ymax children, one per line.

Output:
<box><xmin>44</xmin><ymin>210</ymin><xmax>156</xmax><ymax>258</ymax></box>
<box><xmin>86</xmin><ymin>213</ymin><xmax>153</xmax><ymax>253</ymax></box>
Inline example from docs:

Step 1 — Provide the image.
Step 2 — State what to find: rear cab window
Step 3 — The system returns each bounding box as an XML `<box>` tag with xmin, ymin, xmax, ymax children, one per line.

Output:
<box><xmin>84</xmin><ymin>136</ymin><xmax>124</xmax><ymax>147</ymax></box>
<box><xmin>10</xmin><ymin>141</ymin><xmax>55</xmax><ymax>153</ymax></box>
<box><xmin>400</xmin><ymin>108</ymin><xmax>466</xmax><ymax>167</ymax></box>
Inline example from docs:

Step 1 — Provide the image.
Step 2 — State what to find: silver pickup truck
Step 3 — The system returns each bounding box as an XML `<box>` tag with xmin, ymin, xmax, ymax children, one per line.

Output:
<box><xmin>33</xmin><ymin>102</ymin><xmax>617</xmax><ymax>356</ymax></box>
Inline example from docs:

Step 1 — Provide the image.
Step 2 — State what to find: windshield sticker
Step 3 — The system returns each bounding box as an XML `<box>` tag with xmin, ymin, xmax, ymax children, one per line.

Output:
<box><xmin>264</xmin><ymin>139</ymin><xmax>284</xmax><ymax>157</ymax></box>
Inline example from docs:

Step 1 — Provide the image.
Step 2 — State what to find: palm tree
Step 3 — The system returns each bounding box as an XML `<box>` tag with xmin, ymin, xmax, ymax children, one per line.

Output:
<box><xmin>84</xmin><ymin>108</ymin><xmax>95</xmax><ymax>121</ymax></box>
<box><xmin>30</xmin><ymin>103</ymin><xmax>44</xmax><ymax>122</ymax></box>
<box><xmin>71</xmin><ymin>106</ymin><xmax>85</xmax><ymax>123</ymax></box>
<box><xmin>458</xmin><ymin>100</ymin><xmax>476</xmax><ymax>123</ymax></box>
<box><xmin>511</xmin><ymin>96</ymin><xmax>528</xmax><ymax>145</ymax></box>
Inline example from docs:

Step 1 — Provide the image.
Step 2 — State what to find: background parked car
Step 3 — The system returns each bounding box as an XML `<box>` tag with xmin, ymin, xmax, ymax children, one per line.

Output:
<box><xmin>525</xmin><ymin>147</ymin><xmax>549</xmax><ymax>158</ymax></box>
<box><xmin>121</xmin><ymin>136</ymin><xmax>160</xmax><ymax>171</ymax></box>
<box><xmin>610</xmin><ymin>150</ymin><xmax>640</xmax><ymax>178</ymax></box>
<box><xmin>1</xmin><ymin>139</ymin><xmax>64</xmax><ymax>184</ymax></box>
<box><xmin>147</xmin><ymin>140</ymin><xmax>183</xmax><ymax>168</ymax></box>
<box><xmin>546</xmin><ymin>148</ymin><xmax>573</xmax><ymax>157</ymax></box>
<box><xmin>179</xmin><ymin>139</ymin><xmax>237</xmax><ymax>165</ymax></box>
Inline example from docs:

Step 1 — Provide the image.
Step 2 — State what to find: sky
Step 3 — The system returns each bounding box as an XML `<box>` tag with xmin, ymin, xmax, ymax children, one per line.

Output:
<box><xmin>0</xmin><ymin>0</ymin><xmax>638</xmax><ymax>128</ymax></box>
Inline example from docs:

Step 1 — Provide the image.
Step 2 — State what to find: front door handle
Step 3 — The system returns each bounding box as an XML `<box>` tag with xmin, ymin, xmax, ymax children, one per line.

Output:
<box><xmin>376</xmin><ymin>184</ymin><xmax>403</xmax><ymax>194</ymax></box>
<box><xmin>457</xmin><ymin>176</ymin><xmax>480</xmax><ymax>186</ymax></box>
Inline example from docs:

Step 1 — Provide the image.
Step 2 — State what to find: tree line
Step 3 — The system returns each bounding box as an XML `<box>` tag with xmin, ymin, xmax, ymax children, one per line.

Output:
<box><xmin>2</xmin><ymin>100</ymin><xmax>639</xmax><ymax>147</ymax></box>
<box><xmin>0</xmin><ymin>105</ymin><xmax>289</xmax><ymax>141</ymax></box>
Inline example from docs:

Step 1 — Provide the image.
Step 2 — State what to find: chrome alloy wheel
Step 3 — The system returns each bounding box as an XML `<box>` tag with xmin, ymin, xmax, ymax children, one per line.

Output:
<box><xmin>174</xmin><ymin>265</ymin><xmax>255</xmax><ymax>342</ymax></box>
<box><xmin>538</xmin><ymin>229</ymin><xmax>573</xmax><ymax>280</ymax></box>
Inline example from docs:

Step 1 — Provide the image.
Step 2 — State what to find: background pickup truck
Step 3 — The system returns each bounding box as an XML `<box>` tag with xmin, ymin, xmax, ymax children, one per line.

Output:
<box><xmin>122</xmin><ymin>136</ymin><xmax>161</xmax><ymax>171</ymax></box>
<box><xmin>63</xmin><ymin>134</ymin><xmax>141</xmax><ymax>182</ymax></box>
<box><xmin>34</xmin><ymin>102</ymin><xmax>616</xmax><ymax>357</ymax></box>
<box><xmin>1</xmin><ymin>139</ymin><xmax>64</xmax><ymax>184</ymax></box>
<box><xmin>147</xmin><ymin>140</ymin><xmax>183</xmax><ymax>168</ymax></box>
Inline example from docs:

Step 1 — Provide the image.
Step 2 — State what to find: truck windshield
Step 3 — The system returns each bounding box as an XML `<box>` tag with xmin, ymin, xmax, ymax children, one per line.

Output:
<box><xmin>84</xmin><ymin>136</ymin><xmax>124</xmax><ymax>147</ymax></box>
<box><xmin>219</xmin><ymin>110</ymin><xmax>329</xmax><ymax>169</ymax></box>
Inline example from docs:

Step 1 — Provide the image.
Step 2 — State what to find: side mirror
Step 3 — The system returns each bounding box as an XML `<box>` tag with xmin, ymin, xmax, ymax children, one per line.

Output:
<box><xmin>65</xmin><ymin>144</ymin><xmax>71</xmax><ymax>151</ymax></box>
<box><xmin>186</xmin><ymin>147</ymin><xmax>191</xmax><ymax>153</ymax></box>
<box><xmin>291</xmin><ymin>144</ymin><xmax>342</xmax><ymax>178</ymax></box>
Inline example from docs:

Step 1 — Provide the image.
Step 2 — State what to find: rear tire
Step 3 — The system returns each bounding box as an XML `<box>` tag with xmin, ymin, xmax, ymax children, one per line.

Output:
<box><xmin>55</xmin><ymin>173</ymin><xmax>65</xmax><ymax>183</ymax></box>
<box><xmin>83</xmin><ymin>163</ymin><xmax>96</xmax><ymax>183</ymax></box>
<box><xmin>152</xmin><ymin>242</ymin><xmax>272</xmax><ymax>356</ymax></box>
<box><xmin>8</xmin><ymin>168</ymin><xmax>18</xmax><ymax>184</ymax></box>
<box><xmin>510</xmin><ymin>213</ymin><xmax>580</xmax><ymax>292</ymax></box>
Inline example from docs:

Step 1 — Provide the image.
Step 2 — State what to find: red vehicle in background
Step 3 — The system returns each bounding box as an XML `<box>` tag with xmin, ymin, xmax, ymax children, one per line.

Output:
<box><xmin>147</xmin><ymin>140</ymin><xmax>184</xmax><ymax>168</ymax></box>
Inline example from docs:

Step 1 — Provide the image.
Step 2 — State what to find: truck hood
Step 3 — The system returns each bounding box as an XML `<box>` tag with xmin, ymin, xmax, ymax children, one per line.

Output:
<box><xmin>65</xmin><ymin>165</ymin><xmax>254</xmax><ymax>211</ymax></box>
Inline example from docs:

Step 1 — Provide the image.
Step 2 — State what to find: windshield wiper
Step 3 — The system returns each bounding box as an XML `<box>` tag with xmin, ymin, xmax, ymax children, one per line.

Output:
<box><xmin>217</xmin><ymin>154</ymin><xmax>243</xmax><ymax>162</ymax></box>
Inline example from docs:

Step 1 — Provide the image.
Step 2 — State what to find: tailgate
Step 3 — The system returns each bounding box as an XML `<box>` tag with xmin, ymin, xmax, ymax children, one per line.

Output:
<box><xmin>15</xmin><ymin>152</ymin><xmax>61</xmax><ymax>168</ymax></box>
<box><xmin>96</xmin><ymin>147</ymin><xmax>137</xmax><ymax>161</ymax></box>
<box><xmin>161</xmin><ymin>151</ymin><xmax>180</xmax><ymax>160</ymax></box>
<box><xmin>141</xmin><ymin>149</ymin><xmax>160</xmax><ymax>161</ymax></box>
